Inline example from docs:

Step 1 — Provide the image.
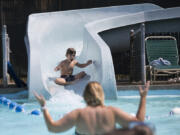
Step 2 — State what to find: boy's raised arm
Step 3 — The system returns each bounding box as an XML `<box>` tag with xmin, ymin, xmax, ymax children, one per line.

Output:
<box><xmin>76</xmin><ymin>60</ymin><xmax>92</xmax><ymax>68</ymax></box>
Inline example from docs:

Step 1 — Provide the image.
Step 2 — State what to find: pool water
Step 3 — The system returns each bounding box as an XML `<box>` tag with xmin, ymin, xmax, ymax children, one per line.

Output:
<box><xmin>0</xmin><ymin>90</ymin><xmax>180</xmax><ymax>135</ymax></box>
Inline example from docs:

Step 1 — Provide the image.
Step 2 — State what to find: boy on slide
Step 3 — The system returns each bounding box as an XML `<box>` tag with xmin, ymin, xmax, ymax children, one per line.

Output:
<box><xmin>54</xmin><ymin>48</ymin><xmax>92</xmax><ymax>85</ymax></box>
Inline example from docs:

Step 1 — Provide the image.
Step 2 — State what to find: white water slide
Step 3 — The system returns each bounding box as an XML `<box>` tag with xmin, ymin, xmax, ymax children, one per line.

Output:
<box><xmin>25</xmin><ymin>3</ymin><xmax>162</xmax><ymax>100</ymax></box>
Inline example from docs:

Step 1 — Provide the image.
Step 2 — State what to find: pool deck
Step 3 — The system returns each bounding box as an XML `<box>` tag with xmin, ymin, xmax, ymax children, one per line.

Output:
<box><xmin>0</xmin><ymin>83</ymin><xmax>180</xmax><ymax>94</ymax></box>
<box><xmin>117</xmin><ymin>83</ymin><xmax>180</xmax><ymax>90</ymax></box>
<box><xmin>0</xmin><ymin>85</ymin><xmax>27</xmax><ymax>94</ymax></box>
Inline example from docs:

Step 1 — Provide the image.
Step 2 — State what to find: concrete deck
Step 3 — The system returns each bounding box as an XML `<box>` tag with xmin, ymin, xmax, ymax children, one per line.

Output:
<box><xmin>0</xmin><ymin>87</ymin><xmax>27</xmax><ymax>94</ymax></box>
<box><xmin>0</xmin><ymin>83</ymin><xmax>180</xmax><ymax>95</ymax></box>
<box><xmin>117</xmin><ymin>84</ymin><xmax>180</xmax><ymax>90</ymax></box>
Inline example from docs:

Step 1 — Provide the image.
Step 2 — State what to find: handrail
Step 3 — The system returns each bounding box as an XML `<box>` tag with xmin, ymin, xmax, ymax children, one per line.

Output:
<box><xmin>145</xmin><ymin>36</ymin><xmax>176</xmax><ymax>41</ymax></box>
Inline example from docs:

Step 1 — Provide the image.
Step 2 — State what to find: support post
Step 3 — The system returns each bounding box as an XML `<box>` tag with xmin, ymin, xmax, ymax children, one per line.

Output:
<box><xmin>2</xmin><ymin>25</ymin><xmax>8</xmax><ymax>87</ymax></box>
<box><xmin>140</xmin><ymin>23</ymin><xmax>146</xmax><ymax>84</ymax></box>
<box><xmin>130</xmin><ymin>29</ymin><xmax>135</xmax><ymax>82</ymax></box>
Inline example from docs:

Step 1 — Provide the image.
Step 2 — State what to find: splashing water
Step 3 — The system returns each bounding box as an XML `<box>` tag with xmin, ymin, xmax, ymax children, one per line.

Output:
<box><xmin>46</xmin><ymin>85</ymin><xmax>85</xmax><ymax>115</ymax></box>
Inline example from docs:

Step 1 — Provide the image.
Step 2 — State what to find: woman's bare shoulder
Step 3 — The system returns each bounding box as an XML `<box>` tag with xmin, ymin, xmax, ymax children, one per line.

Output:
<box><xmin>76</xmin><ymin>106</ymin><xmax>119</xmax><ymax>113</ymax></box>
<box><xmin>107</xmin><ymin>106</ymin><xmax>117</xmax><ymax>110</ymax></box>
<box><xmin>106</xmin><ymin>106</ymin><xmax>123</xmax><ymax>113</ymax></box>
<box><xmin>73</xmin><ymin>107</ymin><xmax>89</xmax><ymax>113</ymax></box>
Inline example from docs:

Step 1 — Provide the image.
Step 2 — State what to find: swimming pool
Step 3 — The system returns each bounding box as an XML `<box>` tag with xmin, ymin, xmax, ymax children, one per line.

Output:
<box><xmin>0</xmin><ymin>90</ymin><xmax>180</xmax><ymax>135</ymax></box>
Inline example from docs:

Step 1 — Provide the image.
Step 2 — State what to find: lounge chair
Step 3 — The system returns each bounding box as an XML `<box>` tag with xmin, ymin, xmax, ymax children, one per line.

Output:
<box><xmin>145</xmin><ymin>36</ymin><xmax>180</xmax><ymax>82</ymax></box>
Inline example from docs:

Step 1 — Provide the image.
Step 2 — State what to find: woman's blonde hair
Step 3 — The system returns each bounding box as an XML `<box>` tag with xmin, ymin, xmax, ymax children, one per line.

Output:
<box><xmin>83</xmin><ymin>81</ymin><xmax>104</xmax><ymax>106</ymax></box>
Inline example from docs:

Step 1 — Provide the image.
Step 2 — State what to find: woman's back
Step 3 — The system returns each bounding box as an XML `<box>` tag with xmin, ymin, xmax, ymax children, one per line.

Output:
<box><xmin>34</xmin><ymin>81</ymin><xmax>150</xmax><ymax>135</ymax></box>
<box><xmin>76</xmin><ymin>106</ymin><xmax>115</xmax><ymax>135</ymax></box>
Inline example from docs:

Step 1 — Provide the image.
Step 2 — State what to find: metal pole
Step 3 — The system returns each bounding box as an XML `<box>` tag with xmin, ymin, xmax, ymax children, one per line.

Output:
<box><xmin>141</xmin><ymin>23</ymin><xmax>146</xmax><ymax>84</ymax></box>
<box><xmin>7</xmin><ymin>34</ymin><xmax>10</xmax><ymax>83</ymax></box>
<box><xmin>7</xmin><ymin>35</ymin><xmax>10</xmax><ymax>62</ymax></box>
<box><xmin>2</xmin><ymin>25</ymin><xmax>8</xmax><ymax>87</ymax></box>
<box><xmin>130</xmin><ymin>29</ymin><xmax>135</xmax><ymax>82</ymax></box>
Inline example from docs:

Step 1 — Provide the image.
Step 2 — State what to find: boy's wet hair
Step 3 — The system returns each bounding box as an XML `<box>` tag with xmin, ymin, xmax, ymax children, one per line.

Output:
<box><xmin>66</xmin><ymin>48</ymin><xmax>76</xmax><ymax>56</ymax></box>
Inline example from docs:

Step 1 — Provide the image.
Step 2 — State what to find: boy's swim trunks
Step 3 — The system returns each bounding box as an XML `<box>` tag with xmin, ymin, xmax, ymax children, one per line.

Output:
<box><xmin>61</xmin><ymin>75</ymin><xmax>75</xmax><ymax>82</ymax></box>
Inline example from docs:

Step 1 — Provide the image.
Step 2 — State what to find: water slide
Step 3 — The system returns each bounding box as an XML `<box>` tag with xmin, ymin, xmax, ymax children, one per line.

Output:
<box><xmin>25</xmin><ymin>3</ymin><xmax>162</xmax><ymax>100</ymax></box>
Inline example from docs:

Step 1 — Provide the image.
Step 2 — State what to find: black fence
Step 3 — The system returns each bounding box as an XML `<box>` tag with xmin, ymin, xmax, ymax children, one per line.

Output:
<box><xmin>112</xmin><ymin>52</ymin><xmax>130</xmax><ymax>82</ymax></box>
<box><xmin>0</xmin><ymin>35</ymin><xmax>2</xmax><ymax>78</ymax></box>
<box><xmin>129</xmin><ymin>31</ymin><xmax>143</xmax><ymax>82</ymax></box>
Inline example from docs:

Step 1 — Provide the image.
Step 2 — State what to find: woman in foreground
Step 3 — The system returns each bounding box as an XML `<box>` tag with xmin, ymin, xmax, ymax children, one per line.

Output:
<box><xmin>34</xmin><ymin>81</ymin><xmax>150</xmax><ymax>135</ymax></box>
